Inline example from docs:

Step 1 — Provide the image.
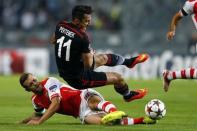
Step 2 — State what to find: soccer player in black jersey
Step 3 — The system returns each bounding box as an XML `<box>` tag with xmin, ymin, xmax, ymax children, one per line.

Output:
<box><xmin>50</xmin><ymin>5</ymin><xmax>149</xmax><ymax>102</ymax></box>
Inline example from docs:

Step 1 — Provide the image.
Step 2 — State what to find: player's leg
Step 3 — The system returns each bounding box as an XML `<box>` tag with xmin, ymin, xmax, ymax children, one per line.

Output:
<box><xmin>94</xmin><ymin>53</ymin><xmax>149</xmax><ymax>68</ymax></box>
<box><xmin>162</xmin><ymin>68</ymin><xmax>197</xmax><ymax>92</ymax></box>
<box><xmin>80</xmin><ymin>70</ymin><xmax>147</xmax><ymax>102</ymax></box>
<box><xmin>86</xmin><ymin>92</ymin><xmax>127</xmax><ymax>125</ymax></box>
<box><xmin>86</xmin><ymin>92</ymin><xmax>126</xmax><ymax>124</ymax></box>
<box><xmin>120</xmin><ymin>116</ymin><xmax>156</xmax><ymax>125</ymax></box>
<box><xmin>81</xmin><ymin>90</ymin><xmax>123</xmax><ymax>125</ymax></box>
<box><xmin>162</xmin><ymin>70</ymin><xmax>171</xmax><ymax>92</ymax></box>
<box><xmin>79</xmin><ymin>90</ymin><xmax>106</xmax><ymax>125</ymax></box>
<box><xmin>88</xmin><ymin>95</ymin><xmax>117</xmax><ymax>113</ymax></box>
<box><xmin>165</xmin><ymin>68</ymin><xmax>197</xmax><ymax>80</ymax></box>
<box><xmin>84</xmin><ymin>114</ymin><xmax>103</xmax><ymax>124</ymax></box>
<box><xmin>83</xmin><ymin>114</ymin><xmax>156</xmax><ymax>125</ymax></box>
<box><xmin>105</xmin><ymin>72</ymin><xmax>147</xmax><ymax>102</ymax></box>
<box><xmin>84</xmin><ymin>92</ymin><xmax>154</xmax><ymax>125</ymax></box>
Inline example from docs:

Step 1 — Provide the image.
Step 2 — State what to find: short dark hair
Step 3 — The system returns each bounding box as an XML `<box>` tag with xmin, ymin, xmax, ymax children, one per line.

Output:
<box><xmin>72</xmin><ymin>5</ymin><xmax>93</xmax><ymax>21</ymax></box>
<box><xmin>19</xmin><ymin>73</ymin><xmax>31</xmax><ymax>90</ymax></box>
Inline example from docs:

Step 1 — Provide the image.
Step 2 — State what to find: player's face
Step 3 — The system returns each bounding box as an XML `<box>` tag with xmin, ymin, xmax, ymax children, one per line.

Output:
<box><xmin>23</xmin><ymin>74</ymin><xmax>42</xmax><ymax>94</ymax></box>
<box><xmin>79</xmin><ymin>14</ymin><xmax>91</xmax><ymax>30</ymax></box>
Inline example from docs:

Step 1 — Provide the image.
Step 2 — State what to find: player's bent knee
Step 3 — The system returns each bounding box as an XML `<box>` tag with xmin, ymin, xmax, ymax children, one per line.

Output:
<box><xmin>106</xmin><ymin>72</ymin><xmax>124</xmax><ymax>84</ymax></box>
<box><xmin>88</xmin><ymin>95</ymin><xmax>102</xmax><ymax>110</ymax></box>
<box><xmin>95</xmin><ymin>54</ymin><xmax>108</xmax><ymax>67</ymax></box>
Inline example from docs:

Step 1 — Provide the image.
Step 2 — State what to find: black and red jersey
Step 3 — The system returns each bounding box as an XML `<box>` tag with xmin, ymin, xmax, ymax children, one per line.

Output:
<box><xmin>54</xmin><ymin>21</ymin><xmax>91</xmax><ymax>79</ymax></box>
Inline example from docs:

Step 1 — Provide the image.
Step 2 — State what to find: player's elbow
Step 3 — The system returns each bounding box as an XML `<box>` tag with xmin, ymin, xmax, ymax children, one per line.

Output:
<box><xmin>174</xmin><ymin>12</ymin><xmax>183</xmax><ymax>21</ymax></box>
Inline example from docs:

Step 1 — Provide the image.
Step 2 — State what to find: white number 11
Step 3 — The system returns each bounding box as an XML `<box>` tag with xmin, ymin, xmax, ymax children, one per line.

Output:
<box><xmin>57</xmin><ymin>36</ymin><xmax>71</xmax><ymax>61</ymax></box>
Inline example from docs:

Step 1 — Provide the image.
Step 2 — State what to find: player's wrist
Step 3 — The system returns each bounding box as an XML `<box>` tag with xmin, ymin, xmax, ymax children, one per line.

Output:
<box><xmin>169</xmin><ymin>27</ymin><xmax>176</xmax><ymax>33</ymax></box>
<box><xmin>169</xmin><ymin>30</ymin><xmax>175</xmax><ymax>35</ymax></box>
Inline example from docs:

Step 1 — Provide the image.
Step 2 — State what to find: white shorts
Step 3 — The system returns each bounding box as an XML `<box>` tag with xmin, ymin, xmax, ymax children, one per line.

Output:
<box><xmin>79</xmin><ymin>89</ymin><xmax>106</xmax><ymax>124</ymax></box>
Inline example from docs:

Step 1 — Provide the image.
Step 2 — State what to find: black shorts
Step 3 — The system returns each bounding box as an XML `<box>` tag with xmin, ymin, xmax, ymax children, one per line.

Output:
<box><xmin>62</xmin><ymin>70</ymin><xmax>107</xmax><ymax>89</ymax></box>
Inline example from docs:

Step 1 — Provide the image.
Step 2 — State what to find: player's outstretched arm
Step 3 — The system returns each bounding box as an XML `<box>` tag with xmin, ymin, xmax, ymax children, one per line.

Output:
<box><xmin>167</xmin><ymin>12</ymin><xmax>183</xmax><ymax>41</ymax></box>
<box><xmin>27</xmin><ymin>96</ymin><xmax>60</xmax><ymax>125</ymax></box>
<box><xmin>82</xmin><ymin>52</ymin><xmax>94</xmax><ymax>69</ymax></box>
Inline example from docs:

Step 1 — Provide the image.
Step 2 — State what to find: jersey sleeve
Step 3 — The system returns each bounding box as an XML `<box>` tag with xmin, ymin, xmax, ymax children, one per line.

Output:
<box><xmin>32</xmin><ymin>96</ymin><xmax>46</xmax><ymax>115</ymax></box>
<box><xmin>181</xmin><ymin>1</ymin><xmax>193</xmax><ymax>16</ymax></box>
<box><xmin>44</xmin><ymin>77</ymin><xmax>62</xmax><ymax>101</ymax></box>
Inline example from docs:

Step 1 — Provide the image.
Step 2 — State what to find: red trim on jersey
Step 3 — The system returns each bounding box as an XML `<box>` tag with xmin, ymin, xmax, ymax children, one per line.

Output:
<box><xmin>193</xmin><ymin>3</ymin><xmax>197</xmax><ymax>22</ymax></box>
<box><xmin>181</xmin><ymin>70</ymin><xmax>186</xmax><ymax>78</ymax></box>
<box><xmin>194</xmin><ymin>14</ymin><xmax>197</xmax><ymax>22</ymax></box>
<box><xmin>194</xmin><ymin>2</ymin><xmax>197</xmax><ymax>13</ymax></box>
<box><xmin>40</xmin><ymin>78</ymin><xmax>49</xmax><ymax>86</ymax></box>
<box><xmin>190</xmin><ymin>68</ymin><xmax>195</xmax><ymax>78</ymax></box>
<box><xmin>31</xmin><ymin>94</ymin><xmax>36</xmax><ymax>100</ymax></box>
<box><xmin>188</xmin><ymin>0</ymin><xmax>196</xmax><ymax>2</ymax></box>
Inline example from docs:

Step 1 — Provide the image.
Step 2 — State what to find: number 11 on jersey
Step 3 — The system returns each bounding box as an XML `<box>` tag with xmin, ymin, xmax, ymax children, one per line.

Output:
<box><xmin>57</xmin><ymin>36</ymin><xmax>72</xmax><ymax>61</ymax></box>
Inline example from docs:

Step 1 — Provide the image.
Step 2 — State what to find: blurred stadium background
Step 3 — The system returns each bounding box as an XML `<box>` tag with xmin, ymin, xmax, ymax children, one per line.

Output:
<box><xmin>1</xmin><ymin>1</ymin><xmax>197</xmax><ymax>130</ymax></box>
<box><xmin>0</xmin><ymin>0</ymin><xmax>197</xmax><ymax>78</ymax></box>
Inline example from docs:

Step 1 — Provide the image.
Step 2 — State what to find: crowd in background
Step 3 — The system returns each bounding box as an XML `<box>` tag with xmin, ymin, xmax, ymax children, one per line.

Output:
<box><xmin>0</xmin><ymin>0</ymin><xmax>195</xmax><ymax>55</ymax></box>
<box><xmin>0</xmin><ymin>0</ymin><xmax>122</xmax><ymax>31</ymax></box>
<box><xmin>0</xmin><ymin>0</ymin><xmax>122</xmax><ymax>47</ymax></box>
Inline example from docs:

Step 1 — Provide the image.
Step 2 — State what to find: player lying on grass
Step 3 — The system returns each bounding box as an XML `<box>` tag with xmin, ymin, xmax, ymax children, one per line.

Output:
<box><xmin>18</xmin><ymin>73</ymin><xmax>155</xmax><ymax>125</ymax></box>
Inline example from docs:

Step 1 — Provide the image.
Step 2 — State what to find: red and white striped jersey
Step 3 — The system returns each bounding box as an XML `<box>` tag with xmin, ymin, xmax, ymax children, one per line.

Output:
<box><xmin>181</xmin><ymin>0</ymin><xmax>197</xmax><ymax>29</ymax></box>
<box><xmin>31</xmin><ymin>77</ymin><xmax>82</xmax><ymax>117</ymax></box>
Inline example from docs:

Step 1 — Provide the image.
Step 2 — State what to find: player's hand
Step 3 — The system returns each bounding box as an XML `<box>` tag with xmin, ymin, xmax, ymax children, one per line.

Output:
<box><xmin>167</xmin><ymin>31</ymin><xmax>175</xmax><ymax>41</ymax></box>
<box><xmin>27</xmin><ymin>119</ymin><xmax>41</xmax><ymax>125</ymax></box>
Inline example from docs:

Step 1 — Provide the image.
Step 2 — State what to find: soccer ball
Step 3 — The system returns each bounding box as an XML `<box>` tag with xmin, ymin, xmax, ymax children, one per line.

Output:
<box><xmin>145</xmin><ymin>99</ymin><xmax>166</xmax><ymax>120</ymax></box>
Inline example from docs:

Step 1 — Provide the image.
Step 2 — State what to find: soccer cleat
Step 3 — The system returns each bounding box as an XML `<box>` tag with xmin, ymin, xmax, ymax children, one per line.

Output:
<box><xmin>124</xmin><ymin>88</ymin><xmax>148</xmax><ymax>102</ymax></box>
<box><xmin>128</xmin><ymin>53</ymin><xmax>149</xmax><ymax>68</ymax></box>
<box><xmin>143</xmin><ymin>116</ymin><xmax>157</xmax><ymax>124</ymax></box>
<box><xmin>101</xmin><ymin>111</ymin><xmax>127</xmax><ymax>125</ymax></box>
<box><xmin>162</xmin><ymin>70</ymin><xmax>171</xmax><ymax>92</ymax></box>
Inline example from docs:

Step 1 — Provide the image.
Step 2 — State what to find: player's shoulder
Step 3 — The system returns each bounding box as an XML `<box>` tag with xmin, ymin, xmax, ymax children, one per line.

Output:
<box><xmin>31</xmin><ymin>94</ymin><xmax>38</xmax><ymax>102</ymax></box>
<box><xmin>187</xmin><ymin>0</ymin><xmax>197</xmax><ymax>2</ymax></box>
<box><xmin>185</xmin><ymin>0</ymin><xmax>197</xmax><ymax>4</ymax></box>
<box><xmin>45</xmin><ymin>77</ymin><xmax>60</xmax><ymax>85</ymax></box>
<box><xmin>183</xmin><ymin>0</ymin><xmax>197</xmax><ymax>12</ymax></box>
<box><xmin>56</xmin><ymin>20</ymin><xmax>87</xmax><ymax>39</ymax></box>
<box><xmin>40</xmin><ymin>77</ymin><xmax>60</xmax><ymax>88</ymax></box>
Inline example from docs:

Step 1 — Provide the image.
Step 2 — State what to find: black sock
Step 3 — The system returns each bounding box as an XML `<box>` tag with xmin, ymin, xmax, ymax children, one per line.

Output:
<box><xmin>123</xmin><ymin>57</ymin><xmax>137</xmax><ymax>67</ymax></box>
<box><xmin>114</xmin><ymin>84</ymin><xmax>129</xmax><ymax>96</ymax></box>
<box><xmin>123</xmin><ymin>91</ymin><xmax>139</xmax><ymax>100</ymax></box>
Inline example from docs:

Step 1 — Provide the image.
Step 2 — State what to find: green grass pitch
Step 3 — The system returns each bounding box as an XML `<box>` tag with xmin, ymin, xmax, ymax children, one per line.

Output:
<box><xmin>0</xmin><ymin>75</ymin><xmax>197</xmax><ymax>131</ymax></box>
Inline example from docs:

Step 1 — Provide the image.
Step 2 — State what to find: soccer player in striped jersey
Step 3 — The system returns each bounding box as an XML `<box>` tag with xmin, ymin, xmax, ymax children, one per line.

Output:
<box><xmin>18</xmin><ymin>73</ymin><xmax>155</xmax><ymax>125</ymax></box>
<box><xmin>167</xmin><ymin>0</ymin><xmax>197</xmax><ymax>40</ymax></box>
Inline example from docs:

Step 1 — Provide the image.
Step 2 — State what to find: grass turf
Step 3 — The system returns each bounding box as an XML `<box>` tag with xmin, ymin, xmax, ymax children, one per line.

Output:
<box><xmin>0</xmin><ymin>75</ymin><xmax>197</xmax><ymax>131</ymax></box>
